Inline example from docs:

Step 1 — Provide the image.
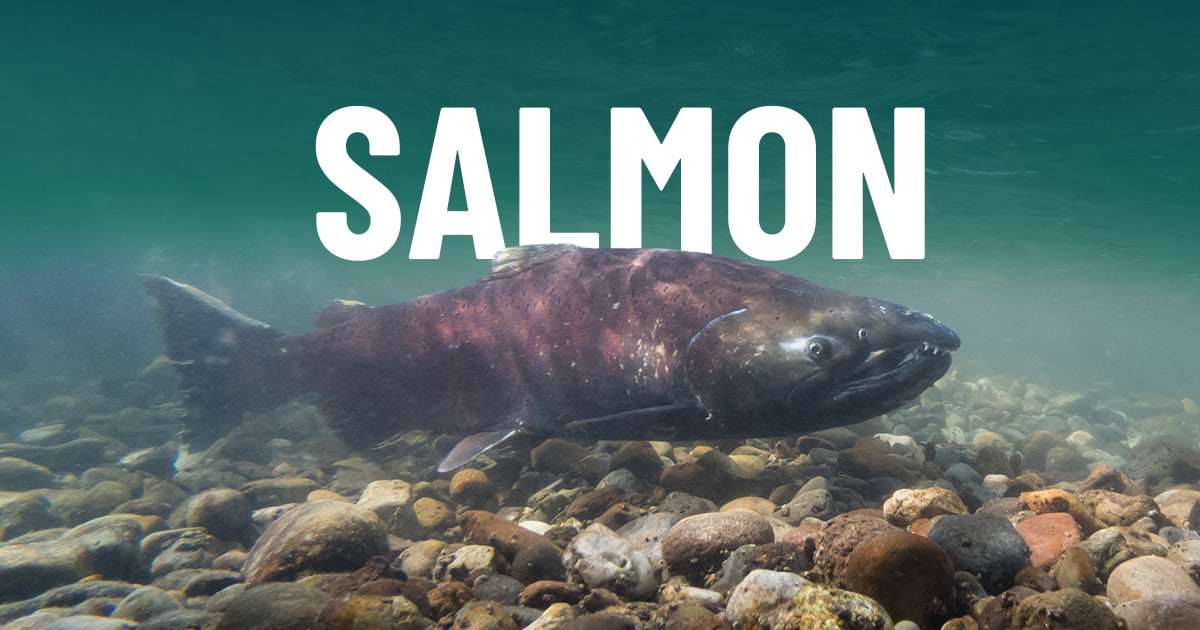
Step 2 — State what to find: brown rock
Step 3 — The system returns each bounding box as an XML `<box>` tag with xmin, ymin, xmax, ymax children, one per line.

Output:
<box><xmin>563</xmin><ymin>486</ymin><xmax>624</xmax><ymax>521</ymax></box>
<box><xmin>413</xmin><ymin>497</ymin><xmax>454</xmax><ymax>530</ymax></box>
<box><xmin>741</xmin><ymin>541</ymin><xmax>812</xmax><ymax>575</ymax></box>
<box><xmin>448</xmin><ymin>469</ymin><xmax>493</xmax><ymax>508</ymax></box>
<box><xmin>610</xmin><ymin>441</ymin><xmax>665</xmax><ymax>480</ymax></box>
<box><xmin>1022</xmin><ymin>431</ymin><xmax>1071</xmax><ymax>471</ymax></box>
<box><xmin>1015</xmin><ymin>512</ymin><xmax>1083</xmax><ymax>571</ymax></box>
<box><xmin>1050</xmin><ymin>545</ymin><xmax>1100</xmax><ymax>595</ymax></box>
<box><xmin>1010</xmin><ymin>588</ymin><xmax>1123</xmax><ymax>630</ymax></box>
<box><xmin>519</xmin><ymin>580</ymin><xmax>587</xmax><ymax>608</ymax></box>
<box><xmin>530</xmin><ymin>439</ymin><xmax>590</xmax><ymax>473</ymax></box>
<box><xmin>720</xmin><ymin>496</ymin><xmax>777</xmax><ymax>517</ymax></box>
<box><xmin>459</xmin><ymin>510</ymin><xmax>558</xmax><ymax>560</ymax></box>
<box><xmin>452</xmin><ymin>599</ymin><xmax>517</xmax><ymax>630</ymax></box>
<box><xmin>1079</xmin><ymin>463</ymin><xmax>1127</xmax><ymax>492</ymax></box>
<box><xmin>243</xmin><ymin>500</ymin><xmax>389</xmax><ymax>585</ymax></box>
<box><xmin>842</xmin><ymin>532</ymin><xmax>955</xmax><ymax>627</ymax></box>
<box><xmin>240</xmin><ymin>476</ymin><xmax>320</xmax><ymax>509</ymax></box>
<box><xmin>428</xmin><ymin>580</ymin><xmax>472</xmax><ymax>619</ymax></box>
<box><xmin>1154</xmin><ymin>488</ymin><xmax>1200</xmax><ymax>529</ymax></box>
<box><xmin>660</xmin><ymin>511</ymin><xmax>775</xmax><ymax>577</ymax></box>
<box><xmin>838</xmin><ymin>437</ymin><xmax>919</xmax><ymax>484</ymax></box>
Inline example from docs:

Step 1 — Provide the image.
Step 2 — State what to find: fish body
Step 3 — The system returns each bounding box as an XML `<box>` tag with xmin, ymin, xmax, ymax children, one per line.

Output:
<box><xmin>144</xmin><ymin>245</ymin><xmax>960</xmax><ymax>469</ymax></box>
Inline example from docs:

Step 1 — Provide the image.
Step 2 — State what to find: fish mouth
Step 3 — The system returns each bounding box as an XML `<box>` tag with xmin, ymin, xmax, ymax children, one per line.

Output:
<box><xmin>832</xmin><ymin>341</ymin><xmax>956</xmax><ymax>405</ymax></box>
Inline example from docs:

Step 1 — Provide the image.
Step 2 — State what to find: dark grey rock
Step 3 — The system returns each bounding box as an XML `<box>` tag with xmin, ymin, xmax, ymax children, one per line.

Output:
<box><xmin>214</xmin><ymin>582</ymin><xmax>332</xmax><ymax>630</ymax></box>
<box><xmin>944</xmin><ymin>462</ymin><xmax>984</xmax><ymax>488</ymax></box>
<box><xmin>0</xmin><ymin>457</ymin><xmax>57</xmax><ymax>490</ymax></box>
<box><xmin>146</xmin><ymin>528</ymin><xmax>221</xmax><ymax>577</ymax></box>
<box><xmin>62</xmin><ymin>514</ymin><xmax>146</xmax><ymax>581</ymax></box>
<box><xmin>0</xmin><ymin>439</ymin><xmax>109</xmax><ymax>472</ymax></box>
<box><xmin>0</xmin><ymin>537</ymin><xmax>91</xmax><ymax>603</ymax></box>
<box><xmin>472</xmin><ymin>573</ymin><xmax>525</xmax><ymax>605</ymax></box>
<box><xmin>0</xmin><ymin>493</ymin><xmax>61</xmax><ymax>541</ymax></box>
<box><xmin>111</xmin><ymin>585</ymin><xmax>182</xmax><ymax>622</ymax></box>
<box><xmin>656</xmin><ymin>492</ymin><xmax>718</xmax><ymax>519</ymax></box>
<box><xmin>928</xmin><ymin>512</ymin><xmax>1030</xmax><ymax>594</ymax></box>
<box><xmin>138</xmin><ymin>609</ymin><xmax>222</xmax><ymax>630</ymax></box>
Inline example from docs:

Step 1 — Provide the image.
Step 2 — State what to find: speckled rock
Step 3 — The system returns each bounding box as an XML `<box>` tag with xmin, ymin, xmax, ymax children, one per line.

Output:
<box><xmin>927</xmin><ymin>512</ymin><xmax>1030</xmax><ymax>594</ymax></box>
<box><xmin>1168</xmin><ymin>539</ymin><xmax>1200</xmax><ymax>582</ymax></box>
<box><xmin>452</xmin><ymin>600</ymin><xmax>517</xmax><ymax>630</ymax></box>
<box><xmin>811</xmin><ymin>511</ymin><xmax>900</xmax><ymax>584</ymax></box>
<box><xmin>1080</xmin><ymin>489</ymin><xmax>1157</xmax><ymax>528</ymax></box>
<box><xmin>661</xmin><ymin>511</ymin><xmax>775</xmax><ymax>578</ymax></box>
<box><xmin>776</xmin><ymin>585</ymin><xmax>894</xmax><ymax>629</ymax></box>
<box><xmin>242</xmin><ymin>500</ymin><xmax>389</xmax><ymax>584</ymax></box>
<box><xmin>1009</xmin><ymin>588</ymin><xmax>1123</xmax><ymax>630</ymax></box>
<box><xmin>842</xmin><ymin>532</ymin><xmax>955</xmax><ymax>627</ymax></box>
<box><xmin>1107</xmin><ymin>555</ymin><xmax>1200</xmax><ymax>605</ymax></box>
<box><xmin>1015</xmin><ymin>512</ymin><xmax>1083</xmax><ymax>571</ymax></box>
<box><xmin>396</xmin><ymin>539</ymin><xmax>446</xmax><ymax>580</ymax></box>
<box><xmin>1113</xmin><ymin>594</ymin><xmax>1200</xmax><ymax>630</ymax></box>
<box><xmin>214</xmin><ymin>581</ymin><xmax>333</xmax><ymax>630</ymax></box>
<box><xmin>564</xmin><ymin>523</ymin><xmax>657</xmax><ymax>599</ymax></box>
<box><xmin>317</xmin><ymin>593</ymin><xmax>428</xmax><ymax>630</ymax></box>
<box><xmin>656</xmin><ymin>492</ymin><xmax>719</xmax><ymax>519</ymax></box>
<box><xmin>882</xmin><ymin>487</ymin><xmax>968</xmax><ymax>528</ymax></box>
<box><xmin>433</xmin><ymin>544</ymin><xmax>502</xmax><ymax>582</ymax></box>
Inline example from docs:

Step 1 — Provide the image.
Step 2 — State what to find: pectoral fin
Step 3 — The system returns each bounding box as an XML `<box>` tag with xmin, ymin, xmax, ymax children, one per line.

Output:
<box><xmin>562</xmin><ymin>402</ymin><xmax>707</xmax><ymax>441</ymax></box>
<box><xmin>437</xmin><ymin>428</ymin><xmax>523</xmax><ymax>473</ymax></box>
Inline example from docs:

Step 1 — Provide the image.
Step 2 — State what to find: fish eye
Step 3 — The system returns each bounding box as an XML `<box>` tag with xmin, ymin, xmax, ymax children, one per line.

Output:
<box><xmin>857</xmin><ymin>328</ymin><xmax>869</xmax><ymax>341</ymax></box>
<box><xmin>807</xmin><ymin>338</ymin><xmax>828</xmax><ymax>359</ymax></box>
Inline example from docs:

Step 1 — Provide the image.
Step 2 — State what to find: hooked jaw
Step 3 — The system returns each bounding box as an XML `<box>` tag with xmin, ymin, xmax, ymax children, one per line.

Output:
<box><xmin>834</xmin><ymin>310</ymin><xmax>959</xmax><ymax>408</ymax></box>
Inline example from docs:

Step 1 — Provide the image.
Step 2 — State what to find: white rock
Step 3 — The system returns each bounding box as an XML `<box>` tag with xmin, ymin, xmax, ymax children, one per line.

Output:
<box><xmin>564</xmin><ymin>523</ymin><xmax>658</xmax><ymax>599</ymax></box>
<box><xmin>723</xmin><ymin>569</ymin><xmax>815</xmax><ymax>627</ymax></box>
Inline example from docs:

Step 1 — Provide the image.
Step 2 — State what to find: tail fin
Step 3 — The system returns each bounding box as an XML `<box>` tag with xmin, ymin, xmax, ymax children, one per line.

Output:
<box><xmin>142</xmin><ymin>275</ymin><xmax>298</xmax><ymax>447</ymax></box>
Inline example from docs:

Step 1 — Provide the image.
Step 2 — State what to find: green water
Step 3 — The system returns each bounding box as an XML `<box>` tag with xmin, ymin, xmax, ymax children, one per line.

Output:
<box><xmin>0</xmin><ymin>2</ymin><xmax>1196</xmax><ymax>401</ymax></box>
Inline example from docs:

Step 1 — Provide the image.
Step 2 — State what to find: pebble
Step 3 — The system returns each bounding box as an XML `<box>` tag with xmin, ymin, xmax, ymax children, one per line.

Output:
<box><xmin>927</xmin><ymin>512</ymin><xmax>1030</xmax><ymax>594</ymax></box>
<box><xmin>242</xmin><ymin>499</ymin><xmax>389</xmax><ymax>584</ymax></box>
<box><xmin>776</xmin><ymin>585</ymin><xmax>894</xmax><ymax>629</ymax></box>
<box><xmin>660</xmin><ymin>510</ymin><xmax>775</xmax><ymax>578</ymax></box>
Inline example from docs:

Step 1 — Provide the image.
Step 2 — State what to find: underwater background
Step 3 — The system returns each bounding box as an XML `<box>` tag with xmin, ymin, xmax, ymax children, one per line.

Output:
<box><xmin>1</xmin><ymin>0</ymin><xmax>1196</xmax><ymax>400</ymax></box>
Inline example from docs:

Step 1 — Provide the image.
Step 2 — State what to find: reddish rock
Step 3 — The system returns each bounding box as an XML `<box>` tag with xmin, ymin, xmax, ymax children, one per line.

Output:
<box><xmin>459</xmin><ymin>510</ymin><xmax>558</xmax><ymax>561</ymax></box>
<box><xmin>1016</xmin><ymin>512</ymin><xmax>1083</xmax><ymax>571</ymax></box>
<box><xmin>811</xmin><ymin>510</ymin><xmax>901</xmax><ymax>584</ymax></box>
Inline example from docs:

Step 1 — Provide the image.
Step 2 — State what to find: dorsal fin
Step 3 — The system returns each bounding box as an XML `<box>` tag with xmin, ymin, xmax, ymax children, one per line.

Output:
<box><xmin>488</xmin><ymin>244</ymin><xmax>580</xmax><ymax>279</ymax></box>
<box><xmin>317</xmin><ymin>299</ymin><xmax>368</xmax><ymax>328</ymax></box>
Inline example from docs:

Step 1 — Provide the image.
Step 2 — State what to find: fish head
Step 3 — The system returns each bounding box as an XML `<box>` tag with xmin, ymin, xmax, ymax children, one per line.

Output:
<box><xmin>683</xmin><ymin>285</ymin><xmax>960</xmax><ymax>436</ymax></box>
